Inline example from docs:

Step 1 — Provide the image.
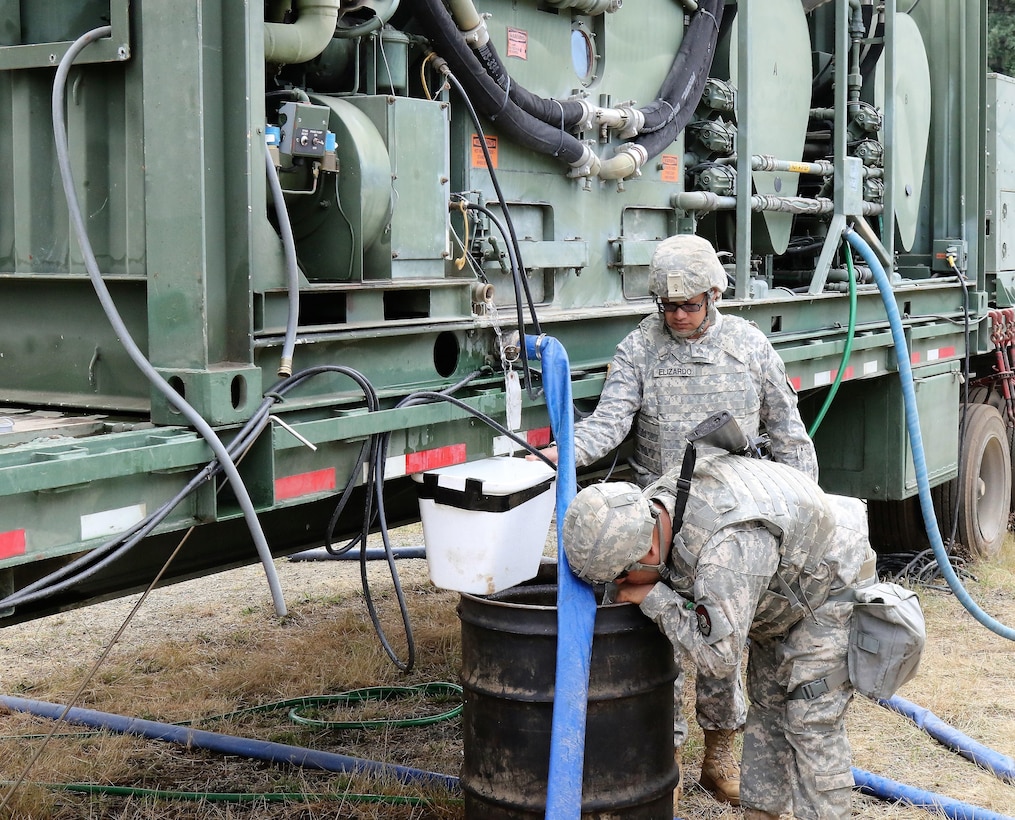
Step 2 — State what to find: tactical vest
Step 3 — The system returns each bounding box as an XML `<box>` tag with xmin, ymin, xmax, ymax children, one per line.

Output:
<box><xmin>633</xmin><ymin>316</ymin><xmax>763</xmax><ymax>483</ymax></box>
<box><xmin>649</xmin><ymin>455</ymin><xmax>837</xmax><ymax>639</ymax></box>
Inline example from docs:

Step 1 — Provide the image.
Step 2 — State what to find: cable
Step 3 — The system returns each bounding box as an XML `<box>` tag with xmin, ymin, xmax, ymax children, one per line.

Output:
<box><xmin>346</xmin><ymin>377</ymin><xmax>558</xmax><ymax>671</ymax></box>
<box><xmin>286</xmin><ymin>683</ymin><xmax>463</xmax><ymax>730</ymax></box>
<box><xmin>876</xmin><ymin>549</ymin><xmax>977</xmax><ymax>588</ymax></box>
<box><xmin>0</xmin><ymin>366</ymin><xmax>369</xmax><ymax>611</ymax></box>
<box><xmin>945</xmin><ymin>259</ymin><xmax>973</xmax><ymax>554</ymax></box>
<box><xmin>264</xmin><ymin>142</ymin><xmax>301</xmax><ymax>378</ymax></box>
<box><xmin>439</xmin><ymin>67</ymin><xmax>542</xmax><ymax>398</ymax></box>
<box><xmin>843</xmin><ymin>226</ymin><xmax>1015</xmax><ymax>640</ymax></box>
<box><xmin>808</xmin><ymin>239</ymin><xmax>858</xmax><ymax>436</ymax></box>
<box><xmin>50</xmin><ymin>25</ymin><xmax>286</xmax><ymax>617</ymax></box>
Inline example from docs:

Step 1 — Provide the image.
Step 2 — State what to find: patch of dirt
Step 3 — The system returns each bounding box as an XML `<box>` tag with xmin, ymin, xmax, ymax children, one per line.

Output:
<box><xmin>2</xmin><ymin>527</ymin><xmax>1015</xmax><ymax>819</ymax></box>
<box><xmin>1</xmin><ymin>546</ymin><xmax>431</xmax><ymax>692</ymax></box>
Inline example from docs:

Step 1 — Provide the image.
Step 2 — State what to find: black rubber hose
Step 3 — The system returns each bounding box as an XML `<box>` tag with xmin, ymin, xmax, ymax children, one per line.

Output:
<box><xmin>472</xmin><ymin>40</ymin><xmax>588</xmax><ymax>128</ymax></box>
<box><xmin>469</xmin><ymin>0</ymin><xmax>722</xmax><ymax>148</ymax></box>
<box><xmin>415</xmin><ymin>0</ymin><xmax>589</xmax><ymax>166</ymax></box>
<box><xmin>634</xmin><ymin>0</ymin><xmax>724</xmax><ymax>157</ymax></box>
<box><xmin>469</xmin><ymin>0</ymin><xmax>722</xmax><ymax>158</ymax></box>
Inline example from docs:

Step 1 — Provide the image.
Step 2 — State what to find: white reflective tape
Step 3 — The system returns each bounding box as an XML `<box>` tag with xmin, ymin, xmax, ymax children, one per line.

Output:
<box><xmin>492</xmin><ymin>434</ymin><xmax>522</xmax><ymax>456</ymax></box>
<box><xmin>814</xmin><ymin>371</ymin><xmax>833</xmax><ymax>387</ymax></box>
<box><xmin>385</xmin><ymin>454</ymin><xmax>407</xmax><ymax>479</ymax></box>
<box><xmin>863</xmin><ymin>360</ymin><xmax>878</xmax><ymax>376</ymax></box>
<box><xmin>80</xmin><ymin>503</ymin><xmax>147</xmax><ymax>542</ymax></box>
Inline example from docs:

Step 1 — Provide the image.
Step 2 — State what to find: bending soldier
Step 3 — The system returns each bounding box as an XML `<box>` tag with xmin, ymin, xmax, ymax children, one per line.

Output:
<box><xmin>562</xmin><ymin>455</ymin><xmax>876</xmax><ymax>819</ymax></box>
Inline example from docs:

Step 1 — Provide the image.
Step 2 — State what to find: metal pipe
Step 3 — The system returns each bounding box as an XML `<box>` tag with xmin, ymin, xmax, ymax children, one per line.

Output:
<box><xmin>542</xmin><ymin>0</ymin><xmax>623</xmax><ymax>14</ymax></box>
<box><xmin>673</xmin><ymin>191</ymin><xmax>883</xmax><ymax>216</ymax></box>
<box><xmin>851</xmin><ymin>214</ymin><xmax>894</xmax><ymax>272</ymax></box>
<box><xmin>264</xmin><ymin>0</ymin><xmax>340</xmax><ymax>65</ymax></box>
<box><xmin>447</xmin><ymin>0</ymin><xmax>489</xmax><ymax>47</ymax></box>
<box><xmin>751</xmin><ymin>154</ymin><xmax>834</xmax><ymax>176</ymax></box>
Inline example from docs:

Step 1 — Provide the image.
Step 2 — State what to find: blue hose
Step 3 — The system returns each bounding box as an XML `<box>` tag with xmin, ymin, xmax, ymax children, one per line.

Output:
<box><xmin>526</xmin><ymin>334</ymin><xmax>596</xmax><ymax>820</ymax></box>
<box><xmin>0</xmin><ymin>695</ymin><xmax>458</xmax><ymax>792</ymax></box>
<box><xmin>842</xmin><ymin>227</ymin><xmax>1015</xmax><ymax>642</ymax></box>
<box><xmin>879</xmin><ymin>695</ymin><xmax>1015</xmax><ymax>783</ymax></box>
<box><xmin>852</xmin><ymin>768</ymin><xmax>1015</xmax><ymax>820</ymax></box>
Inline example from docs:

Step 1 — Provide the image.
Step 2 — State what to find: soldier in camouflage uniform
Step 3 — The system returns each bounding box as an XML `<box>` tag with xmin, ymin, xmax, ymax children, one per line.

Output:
<box><xmin>535</xmin><ymin>234</ymin><xmax>818</xmax><ymax>805</ymax></box>
<box><xmin>562</xmin><ymin>456</ymin><xmax>875</xmax><ymax>820</ymax></box>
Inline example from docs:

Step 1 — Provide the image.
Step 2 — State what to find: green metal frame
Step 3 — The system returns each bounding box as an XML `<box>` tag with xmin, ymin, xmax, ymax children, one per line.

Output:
<box><xmin>0</xmin><ymin>0</ymin><xmax>998</xmax><ymax>619</ymax></box>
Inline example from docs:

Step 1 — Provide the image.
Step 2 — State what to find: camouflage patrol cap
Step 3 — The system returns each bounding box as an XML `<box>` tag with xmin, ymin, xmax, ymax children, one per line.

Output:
<box><xmin>648</xmin><ymin>234</ymin><xmax>728</xmax><ymax>300</ymax></box>
<box><xmin>562</xmin><ymin>482</ymin><xmax>656</xmax><ymax>584</ymax></box>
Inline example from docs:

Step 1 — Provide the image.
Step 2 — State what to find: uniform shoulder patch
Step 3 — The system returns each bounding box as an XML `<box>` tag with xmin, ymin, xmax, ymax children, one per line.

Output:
<box><xmin>695</xmin><ymin>604</ymin><xmax>711</xmax><ymax>636</ymax></box>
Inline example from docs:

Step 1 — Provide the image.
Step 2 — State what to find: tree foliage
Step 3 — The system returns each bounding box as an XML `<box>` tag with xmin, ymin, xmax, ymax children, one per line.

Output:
<box><xmin>989</xmin><ymin>0</ymin><xmax>1015</xmax><ymax>75</ymax></box>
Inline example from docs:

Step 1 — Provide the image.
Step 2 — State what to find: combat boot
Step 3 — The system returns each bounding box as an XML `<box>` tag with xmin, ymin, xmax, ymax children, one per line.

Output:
<box><xmin>742</xmin><ymin>810</ymin><xmax>781</xmax><ymax>820</ymax></box>
<box><xmin>699</xmin><ymin>728</ymin><xmax>741</xmax><ymax>805</ymax></box>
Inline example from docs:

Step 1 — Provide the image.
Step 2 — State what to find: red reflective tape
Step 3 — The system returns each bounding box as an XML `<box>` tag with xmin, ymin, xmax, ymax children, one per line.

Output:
<box><xmin>0</xmin><ymin>529</ymin><xmax>26</xmax><ymax>560</ymax></box>
<box><xmin>937</xmin><ymin>346</ymin><xmax>955</xmax><ymax>358</ymax></box>
<box><xmin>790</xmin><ymin>376</ymin><xmax>803</xmax><ymax>391</ymax></box>
<box><xmin>405</xmin><ymin>443</ymin><xmax>467</xmax><ymax>473</ymax></box>
<box><xmin>911</xmin><ymin>352</ymin><xmax>921</xmax><ymax>364</ymax></box>
<box><xmin>275</xmin><ymin>468</ymin><xmax>336</xmax><ymax>501</ymax></box>
<box><xmin>526</xmin><ymin>427</ymin><xmax>552</xmax><ymax>448</ymax></box>
<box><xmin>833</xmin><ymin>366</ymin><xmax>855</xmax><ymax>381</ymax></box>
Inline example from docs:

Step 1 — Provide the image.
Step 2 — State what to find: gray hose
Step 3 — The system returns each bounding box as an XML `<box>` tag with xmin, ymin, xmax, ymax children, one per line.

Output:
<box><xmin>52</xmin><ymin>26</ymin><xmax>287</xmax><ymax>617</ymax></box>
<box><xmin>264</xmin><ymin>144</ymin><xmax>300</xmax><ymax>377</ymax></box>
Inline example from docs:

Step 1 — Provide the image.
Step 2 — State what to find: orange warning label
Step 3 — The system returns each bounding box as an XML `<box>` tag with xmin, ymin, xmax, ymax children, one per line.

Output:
<box><xmin>472</xmin><ymin>134</ymin><xmax>498</xmax><ymax>169</ymax></box>
<box><xmin>660</xmin><ymin>154</ymin><xmax>680</xmax><ymax>183</ymax></box>
<box><xmin>506</xmin><ymin>28</ymin><xmax>528</xmax><ymax>59</ymax></box>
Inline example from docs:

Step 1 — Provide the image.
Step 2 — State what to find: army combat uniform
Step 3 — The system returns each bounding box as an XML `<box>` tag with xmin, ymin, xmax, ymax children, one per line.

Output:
<box><xmin>574</xmin><ymin>308</ymin><xmax>819</xmax><ymax>747</ymax></box>
<box><xmin>638</xmin><ymin>456</ymin><xmax>873</xmax><ymax>819</ymax></box>
<box><xmin>573</xmin><ymin>311</ymin><xmax>818</xmax><ymax>486</ymax></box>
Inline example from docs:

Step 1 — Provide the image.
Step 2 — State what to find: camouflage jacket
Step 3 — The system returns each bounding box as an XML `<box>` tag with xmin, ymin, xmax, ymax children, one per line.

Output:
<box><xmin>572</xmin><ymin>311</ymin><xmax>818</xmax><ymax>483</ymax></box>
<box><xmin>639</xmin><ymin>458</ymin><xmax>869</xmax><ymax>679</ymax></box>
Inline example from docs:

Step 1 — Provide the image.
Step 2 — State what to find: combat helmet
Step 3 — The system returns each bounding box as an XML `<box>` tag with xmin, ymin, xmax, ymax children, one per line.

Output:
<box><xmin>562</xmin><ymin>482</ymin><xmax>657</xmax><ymax>584</ymax></box>
<box><xmin>648</xmin><ymin>234</ymin><xmax>728</xmax><ymax>301</ymax></box>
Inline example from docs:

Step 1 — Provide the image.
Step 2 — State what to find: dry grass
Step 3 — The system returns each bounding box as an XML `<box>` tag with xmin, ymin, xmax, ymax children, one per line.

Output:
<box><xmin>2</xmin><ymin>530</ymin><xmax>1015</xmax><ymax>818</ymax></box>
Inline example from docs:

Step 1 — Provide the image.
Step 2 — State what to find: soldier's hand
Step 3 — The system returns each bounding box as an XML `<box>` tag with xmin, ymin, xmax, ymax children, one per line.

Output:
<box><xmin>526</xmin><ymin>445</ymin><xmax>559</xmax><ymax>464</ymax></box>
<box><xmin>613</xmin><ymin>582</ymin><xmax>657</xmax><ymax>606</ymax></box>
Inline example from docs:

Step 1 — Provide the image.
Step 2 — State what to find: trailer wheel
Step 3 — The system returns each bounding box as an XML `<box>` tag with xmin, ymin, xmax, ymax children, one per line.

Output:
<box><xmin>968</xmin><ymin>385</ymin><xmax>1015</xmax><ymax>512</ymax></box>
<box><xmin>931</xmin><ymin>403</ymin><xmax>1012</xmax><ymax>559</ymax></box>
<box><xmin>867</xmin><ymin>496</ymin><xmax>927</xmax><ymax>553</ymax></box>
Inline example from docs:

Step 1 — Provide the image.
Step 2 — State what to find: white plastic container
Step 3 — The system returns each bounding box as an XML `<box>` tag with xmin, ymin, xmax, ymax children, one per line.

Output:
<box><xmin>412</xmin><ymin>456</ymin><xmax>556</xmax><ymax>594</ymax></box>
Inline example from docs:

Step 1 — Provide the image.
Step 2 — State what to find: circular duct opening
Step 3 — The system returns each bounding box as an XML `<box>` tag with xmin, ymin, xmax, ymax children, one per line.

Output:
<box><xmin>433</xmin><ymin>332</ymin><xmax>460</xmax><ymax>378</ymax></box>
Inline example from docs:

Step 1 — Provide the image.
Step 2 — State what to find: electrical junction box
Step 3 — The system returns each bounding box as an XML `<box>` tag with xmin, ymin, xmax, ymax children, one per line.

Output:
<box><xmin>278</xmin><ymin>101</ymin><xmax>329</xmax><ymax>158</ymax></box>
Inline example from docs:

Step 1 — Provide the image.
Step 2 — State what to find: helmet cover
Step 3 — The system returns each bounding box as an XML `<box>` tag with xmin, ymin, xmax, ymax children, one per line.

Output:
<box><xmin>648</xmin><ymin>234</ymin><xmax>728</xmax><ymax>301</ymax></box>
<box><xmin>563</xmin><ymin>482</ymin><xmax>657</xmax><ymax>584</ymax></box>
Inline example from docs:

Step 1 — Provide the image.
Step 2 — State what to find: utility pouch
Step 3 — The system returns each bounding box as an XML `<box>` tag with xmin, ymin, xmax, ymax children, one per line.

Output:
<box><xmin>848</xmin><ymin>582</ymin><xmax>926</xmax><ymax>699</ymax></box>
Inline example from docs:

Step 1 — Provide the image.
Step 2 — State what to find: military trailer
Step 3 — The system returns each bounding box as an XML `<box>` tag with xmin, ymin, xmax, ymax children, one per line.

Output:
<box><xmin>0</xmin><ymin>0</ymin><xmax>1007</xmax><ymax>624</ymax></box>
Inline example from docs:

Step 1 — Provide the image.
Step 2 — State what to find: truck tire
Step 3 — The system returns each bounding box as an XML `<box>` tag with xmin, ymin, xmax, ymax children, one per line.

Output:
<box><xmin>867</xmin><ymin>496</ymin><xmax>927</xmax><ymax>553</ymax></box>
<box><xmin>932</xmin><ymin>403</ymin><xmax>1012</xmax><ymax>559</ymax></box>
<box><xmin>968</xmin><ymin>385</ymin><xmax>1015</xmax><ymax>512</ymax></box>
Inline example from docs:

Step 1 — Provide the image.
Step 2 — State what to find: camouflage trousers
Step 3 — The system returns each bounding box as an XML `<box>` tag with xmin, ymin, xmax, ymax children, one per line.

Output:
<box><xmin>673</xmin><ymin>656</ymin><xmax>747</xmax><ymax>746</ymax></box>
<box><xmin>740</xmin><ymin>597</ymin><xmax>855</xmax><ymax>819</ymax></box>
